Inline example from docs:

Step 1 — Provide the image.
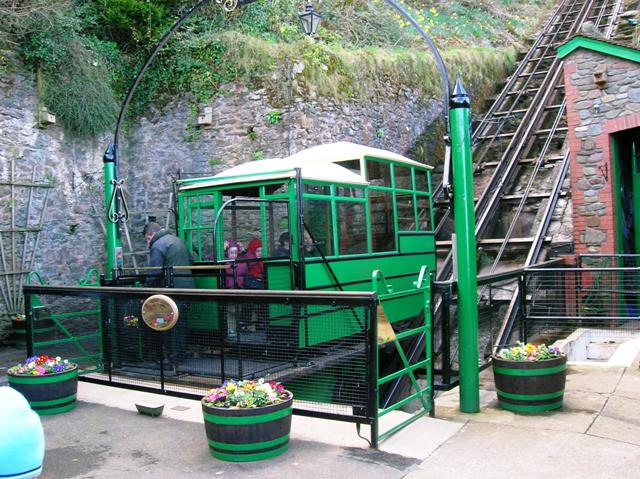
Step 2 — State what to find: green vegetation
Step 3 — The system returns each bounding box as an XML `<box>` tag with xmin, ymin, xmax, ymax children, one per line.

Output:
<box><xmin>267</xmin><ymin>110</ymin><xmax>283</xmax><ymax>125</ymax></box>
<box><xmin>0</xmin><ymin>0</ymin><xmax>555</xmax><ymax>137</ymax></box>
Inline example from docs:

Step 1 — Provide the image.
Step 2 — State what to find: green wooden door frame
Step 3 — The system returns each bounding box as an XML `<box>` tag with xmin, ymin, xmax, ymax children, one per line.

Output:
<box><xmin>612</xmin><ymin>130</ymin><xmax>640</xmax><ymax>255</ymax></box>
<box><xmin>612</xmin><ymin>135</ymin><xmax>624</xmax><ymax>256</ymax></box>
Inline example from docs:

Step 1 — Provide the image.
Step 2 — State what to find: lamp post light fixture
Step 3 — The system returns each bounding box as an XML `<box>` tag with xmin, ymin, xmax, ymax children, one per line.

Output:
<box><xmin>299</xmin><ymin>3</ymin><xmax>322</xmax><ymax>36</ymax></box>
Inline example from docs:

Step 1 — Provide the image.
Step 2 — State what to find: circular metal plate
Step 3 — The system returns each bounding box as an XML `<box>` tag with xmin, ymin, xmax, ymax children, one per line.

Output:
<box><xmin>141</xmin><ymin>294</ymin><xmax>179</xmax><ymax>331</ymax></box>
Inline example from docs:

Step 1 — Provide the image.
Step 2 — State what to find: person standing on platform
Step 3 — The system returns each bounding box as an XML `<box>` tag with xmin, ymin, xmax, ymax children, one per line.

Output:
<box><xmin>143</xmin><ymin>222</ymin><xmax>195</xmax><ymax>289</ymax></box>
<box><xmin>142</xmin><ymin>222</ymin><xmax>195</xmax><ymax>368</ymax></box>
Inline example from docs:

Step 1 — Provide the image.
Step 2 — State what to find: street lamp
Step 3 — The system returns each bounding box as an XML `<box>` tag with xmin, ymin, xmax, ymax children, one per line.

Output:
<box><xmin>299</xmin><ymin>3</ymin><xmax>322</xmax><ymax>36</ymax></box>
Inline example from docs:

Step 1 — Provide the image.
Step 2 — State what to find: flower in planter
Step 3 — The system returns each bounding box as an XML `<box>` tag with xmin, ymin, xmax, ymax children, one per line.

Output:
<box><xmin>123</xmin><ymin>315</ymin><xmax>139</xmax><ymax>328</ymax></box>
<box><xmin>7</xmin><ymin>354</ymin><xmax>78</xmax><ymax>415</ymax></box>
<box><xmin>8</xmin><ymin>355</ymin><xmax>75</xmax><ymax>376</ymax></box>
<box><xmin>201</xmin><ymin>379</ymin><xmax>293</xmax><ymax>461</ymax></box>
<box><xmin>12</xmin><ymin>314</ymin><xmax>25</xmax><ymax>322</ymax></box>
<box><xmin>203</xmin><ymin>379</ymin><xmax>289</xmax><ymax>409</ymax></box>
<box><xmin>496</xmin><ymin>341</ymin><xmax>563</xmax><ymax>361</ymax></box>
<box><xmin>493</xmin><ymin>342</ymin><xmax>567</xmax><ymax>413</ymax></box>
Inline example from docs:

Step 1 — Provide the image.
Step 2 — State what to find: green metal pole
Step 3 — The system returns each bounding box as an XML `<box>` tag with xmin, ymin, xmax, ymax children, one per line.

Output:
<box><xmin>449</xmin><ymin>78</ymin><xmax>479</xmax><ymax>413</ymax></box>
<box><xmin>103</xmin><ymin>144</ymin><xmax>120</xmax><ymax>278</ymax></box>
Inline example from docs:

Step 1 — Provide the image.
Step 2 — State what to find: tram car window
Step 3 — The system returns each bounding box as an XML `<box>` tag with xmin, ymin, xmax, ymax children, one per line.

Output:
<box><xmin>176</xmin><ymin>141</ymin><xmax>436</xmax><ymax>293</ymax></box>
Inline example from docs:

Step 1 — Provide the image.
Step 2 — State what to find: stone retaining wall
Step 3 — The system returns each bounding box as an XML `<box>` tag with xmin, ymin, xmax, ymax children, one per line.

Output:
<box><xmin>0</xmin><ymin>54</ymin><xmax>442</xmax><ymax>335</ymax></box>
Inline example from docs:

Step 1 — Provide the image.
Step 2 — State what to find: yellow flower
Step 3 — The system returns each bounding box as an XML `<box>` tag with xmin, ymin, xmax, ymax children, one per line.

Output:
<box><xmin>524</xmin><ymin>344</ymin><xmax>534</xmax><ymax>354</ymax></box>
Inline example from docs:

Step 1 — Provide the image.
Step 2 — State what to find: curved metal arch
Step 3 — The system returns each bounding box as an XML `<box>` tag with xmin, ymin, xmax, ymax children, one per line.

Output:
<box><xmin>384</xmin><ymin>0</ymin><xmax>450</xmax><ymax>125</ymax></box>
<box><xmin>111</xmin><ymin>0</ymin><xmax>259</xmax><ymax>168</ymax></box>
<box><xmin>109</xmin><ymin>0</ymin><xmax>450</xmax><ymax>168</ymax></box>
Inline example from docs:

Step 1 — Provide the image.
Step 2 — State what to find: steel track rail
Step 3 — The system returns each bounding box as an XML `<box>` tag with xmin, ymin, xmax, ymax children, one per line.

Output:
<box><xmin>431</xmin><ymin>0</ymin><xmax>579</xmax><ymax>209</ymax></box>
<box><xmin>429</xmin><ymin>0</ymin><xmax>624</xmax><ymax>382</ymax></box>
<box><xmin>495</xmin><ymin>150</ymin><xmax>572</xmax><ymax>346</ymax></box>
<box><xmin>435</xmin><ymin>0</ymin><xmax>605</xmax><ymax>281</ymax></box>
<box><xmin>492</xmin><ymin>0</ymin><xmax>624</xmax><ymax>347</ymax></box>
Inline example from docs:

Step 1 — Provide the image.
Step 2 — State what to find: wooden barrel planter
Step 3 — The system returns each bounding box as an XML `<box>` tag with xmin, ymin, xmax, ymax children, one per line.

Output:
<box><xmin>8</xmin><ymin>365</ymin><xmax>79</xmax><ymax>416</ymax></box>
<box><xmin>11</xmin><ymin>317</ymin><xmax>55</xmax><ymax>346</ymax></box>
<box><xmin>491</xmin><ymin>355</ymin><xmax>567</xmax><ymax>413</ymax></box>
<box><xmin>201</xmin><ymin>393</ymin><xmax>293</xmax><ymax>462</ymax></box>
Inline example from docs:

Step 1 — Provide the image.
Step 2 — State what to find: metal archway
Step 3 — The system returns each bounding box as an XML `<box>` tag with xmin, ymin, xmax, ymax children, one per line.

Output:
<box><xmin>102</xmin><ymin>0</ymin><xmax>451</xmax><ymax>274</ymax></box>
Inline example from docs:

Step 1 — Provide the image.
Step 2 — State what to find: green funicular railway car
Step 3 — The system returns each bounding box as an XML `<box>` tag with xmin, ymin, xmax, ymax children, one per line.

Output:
<box><xmin>177</xmin><ymin>142</ymin><xmax>436</xmax><ymax>400</ymax></box>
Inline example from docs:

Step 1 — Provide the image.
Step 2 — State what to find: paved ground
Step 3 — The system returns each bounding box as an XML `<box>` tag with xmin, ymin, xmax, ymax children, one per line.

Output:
<box><xmin>2</xmin><ymin>344</ymin><xmax>639</xmax><ymax>479</ymax></box>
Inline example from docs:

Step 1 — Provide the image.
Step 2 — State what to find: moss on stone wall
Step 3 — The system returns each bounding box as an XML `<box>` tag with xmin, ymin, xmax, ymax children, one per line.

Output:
<box><xmin>0</xmin><ymin>0</ymin><xmax>551</xmax><ymax>136</ymax></box>
<box><xmin>224</xmin><ymin>31</ymin><xmax>516</xmax><ymax>104</ymax></box>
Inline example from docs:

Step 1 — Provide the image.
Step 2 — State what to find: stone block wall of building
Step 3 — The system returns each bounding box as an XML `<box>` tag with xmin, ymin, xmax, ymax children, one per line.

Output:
<box><xmin>563</xmin><ymin>49</ymin><xmax>640</xmax><ymax>254</ymax></box>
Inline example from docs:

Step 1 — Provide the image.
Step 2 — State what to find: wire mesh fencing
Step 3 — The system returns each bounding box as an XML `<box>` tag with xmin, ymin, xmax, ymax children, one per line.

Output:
<box><xmin>433</xmin><ymin>270</ymin><xmax>524</xmax><ymax>390</ymax></box>
<box><xmin>523</xmin><ymin>266</ymin><xmax>640</xmax><ymax>344</ymax></box>
<box><xmin>23</xmin><ymin>285</ymin><xmax>377</xmax><ymax>427</ymax></box>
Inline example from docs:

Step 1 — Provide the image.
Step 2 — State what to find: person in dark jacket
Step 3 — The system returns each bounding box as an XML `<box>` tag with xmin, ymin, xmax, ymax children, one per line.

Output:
<box><xmin>143</xmin><ymin>222</ymin><xmax>195</xmax><ymax>289</ymax></box>
<box><xmin>142</xmin><ymin>222</ymin><xmax>194</xmax><ymax>367</ymax></box>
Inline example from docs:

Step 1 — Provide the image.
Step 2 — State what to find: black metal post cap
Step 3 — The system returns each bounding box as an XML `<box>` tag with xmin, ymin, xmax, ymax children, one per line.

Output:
<box><xmin>103</xmin><ymin>143</ymin><xmax>115</xmax><ymax>164</ymax></box>
<box><xmin>450</xmin><ymin>77</ymin><xmax>470</xmax><ymax>109</ymax></box>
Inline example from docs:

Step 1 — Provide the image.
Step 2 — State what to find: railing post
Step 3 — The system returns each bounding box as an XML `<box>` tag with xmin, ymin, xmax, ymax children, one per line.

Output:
<box><xmin>367</xmin><ymin>297</ymin><xmax>378</xmax><ymax>449</ymax></box>
<box><xmin>159</xmin><ymin>332</ymin><xmax>166</xmax><ymax>392</ymax></box>
<box><xmin>519</xmin><ymin>273</ymin><xmax>527</xmax><ymax>343</ymax></box>
<box><xmin>100</xmin><ymin>296</ymin><xmax>112</xmax><ymax>381</ymax></box>
<box><xmin>25</xmin><ymin>293</ymin><xmax>33</xmax><ymax>357</ymax></box>
<box><xmin>442</xmin><ymin>284</ymin><xmax>452</xmax><ymax>388</ymax></box>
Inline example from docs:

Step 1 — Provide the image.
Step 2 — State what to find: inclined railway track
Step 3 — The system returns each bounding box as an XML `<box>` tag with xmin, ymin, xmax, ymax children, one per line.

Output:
<box><xmin>432</xmin><ymin>0</ymin><xmax>624</xmax><ymax>362</ymax></box>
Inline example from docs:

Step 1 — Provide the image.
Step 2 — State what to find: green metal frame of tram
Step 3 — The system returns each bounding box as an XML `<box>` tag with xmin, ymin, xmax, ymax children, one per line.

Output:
<box><xmin>178</xmin><ymin>143</ymin><xmax>436</xmax><ymax>285</ymax></box>
<box><xmin>175</xmin><ymin>142</ymin><xmax>437</xmax><ymax>439</ymax></box>
<box><xmin>176</xmin><ymin>142</ymin><xmax>436</xmax><ymax>348</ymax></box>
<box><xmin>23</xmin><ymin>143</ymin><xmax>437</xmax><ymax>444</ymax></box>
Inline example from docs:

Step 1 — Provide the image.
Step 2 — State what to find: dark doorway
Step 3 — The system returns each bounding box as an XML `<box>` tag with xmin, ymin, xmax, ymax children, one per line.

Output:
<box><xmin>613</xmin><ymin>127</ymin><xmax>640</xmax><ymax>256</ymax></box>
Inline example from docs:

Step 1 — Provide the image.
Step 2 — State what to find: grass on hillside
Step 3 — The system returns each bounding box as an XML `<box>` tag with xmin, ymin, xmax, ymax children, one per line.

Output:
<box><xmin>0</xmin><ymin>0</ymin><xmax>556</xmax><ymax>137</ymax></box>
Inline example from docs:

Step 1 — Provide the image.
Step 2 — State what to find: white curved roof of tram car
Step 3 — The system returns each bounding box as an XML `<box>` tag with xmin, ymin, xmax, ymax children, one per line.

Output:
<box><xmin>179</xmin><ymin>142</ymin><xmax>431</xmax><ymax>191</ymax></box>
<box><xmin>284</xmin><ymin>142</ymin><xmax>432</xmax><ymax>170</ymax></box>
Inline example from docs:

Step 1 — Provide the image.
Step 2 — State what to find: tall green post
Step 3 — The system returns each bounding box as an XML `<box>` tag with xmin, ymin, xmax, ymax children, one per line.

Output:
<box><xmin>103</xmin><ymin>143</ymin><xmax>121</xmax><ymax>279</ymax></box>
<box><xmin>449</xmin><ymin>78</ymin><xmax>480</xmax><ymax>412</ymax></box>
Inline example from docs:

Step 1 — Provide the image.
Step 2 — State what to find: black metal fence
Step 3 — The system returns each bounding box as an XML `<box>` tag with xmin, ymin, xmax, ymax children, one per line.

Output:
<box><xmin>433</xmin><ymin>259</ymin><xmax>568</xmax><ymax>390</ymax></box>
<box><xmin>522</xmin><ymin>265</ymin><xmax>640</xmax><ymax>344</ymax></box>
<box><xmin>433</xmin><ymin>268</ymin><xmax>526</xmax><ymax>390</ymax></box>
<box><xmin>23</xmin><ymin>284</ymin><xmax>378</xmax><ymax>442</ymax></box>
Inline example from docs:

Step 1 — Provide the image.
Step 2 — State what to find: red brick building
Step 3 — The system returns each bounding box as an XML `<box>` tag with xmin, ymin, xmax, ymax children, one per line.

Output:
<box><xmin>559</xmin><ymin>35</ymin><xmax>640</xmax><ymax>255</ymax></box>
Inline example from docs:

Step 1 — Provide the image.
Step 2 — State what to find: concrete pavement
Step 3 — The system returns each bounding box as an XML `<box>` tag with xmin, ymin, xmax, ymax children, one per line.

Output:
<box><xmin>3</xmin><ymin>349</ymin><xmax>639</xmax><ymax>479</ymax></box>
